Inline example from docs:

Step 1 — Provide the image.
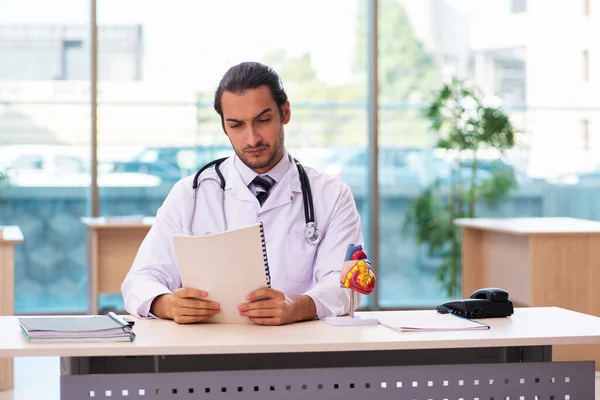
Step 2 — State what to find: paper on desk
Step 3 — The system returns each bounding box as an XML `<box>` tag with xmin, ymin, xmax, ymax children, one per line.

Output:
<box><xmin>172</xmin><ymin>223</ymin><xmax>271</xmax><ymax>324</ymax></box>
<box><xmin>378</xmin><ymin>311</ymin><xmax>490</xmax><ymax>332</ymax></box>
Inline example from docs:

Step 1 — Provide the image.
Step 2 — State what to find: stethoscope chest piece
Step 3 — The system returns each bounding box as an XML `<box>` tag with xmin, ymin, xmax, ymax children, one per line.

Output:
<box><xmin>304</xmin><ymin>222</ymin><xmax>322</xmax><ymax>245</ymax></box>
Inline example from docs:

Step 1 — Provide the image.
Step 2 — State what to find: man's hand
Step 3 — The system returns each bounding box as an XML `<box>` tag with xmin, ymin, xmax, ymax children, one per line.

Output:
<box><xmin>237</xmin><ymin>288</ymin><xmax>317</xmax><ymax>326</ymax></box>
<box><xmin>151</xmin><ymin>288</ymin><xmax>220</xmax><ymax>324</ymax></box>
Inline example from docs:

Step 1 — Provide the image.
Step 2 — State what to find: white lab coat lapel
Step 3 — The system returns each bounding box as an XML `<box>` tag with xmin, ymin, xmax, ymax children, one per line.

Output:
<box><xmin>223</xmin><ymin>158</ymin><xmax>257</xmax><ymax>204</ymax></box>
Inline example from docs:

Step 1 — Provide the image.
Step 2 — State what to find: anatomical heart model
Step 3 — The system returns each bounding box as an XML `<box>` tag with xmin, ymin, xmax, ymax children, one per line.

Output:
<box><xmin>340</xmin><ymin>244</ymin><xmax>375</xmax><ymax>295</ymax></box>
<box><xmin>326</xmin><ymin>244</ymin><xmax>378</xmax><ymax>326</ymax></box>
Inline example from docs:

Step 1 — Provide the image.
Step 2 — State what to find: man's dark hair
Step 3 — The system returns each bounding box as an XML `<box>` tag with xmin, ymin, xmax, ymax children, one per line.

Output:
<box><xmin>214</xmin><ymin>62</ymin><xmax>288</xmax><ymax>131</ymax></box>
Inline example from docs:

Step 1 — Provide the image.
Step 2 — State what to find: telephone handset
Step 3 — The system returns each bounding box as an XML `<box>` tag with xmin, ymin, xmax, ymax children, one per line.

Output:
<box><xmin>436</xmin><ymin>287</ymin><xmax>514</xmax><ymax>319</ymax></box>
<box><xmin>471</xmin><ymin>287</ymin><xmax>509</xmax><ymax>302</ymax></box>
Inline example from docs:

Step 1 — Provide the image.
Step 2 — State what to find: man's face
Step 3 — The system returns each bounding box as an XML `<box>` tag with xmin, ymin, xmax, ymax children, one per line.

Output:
<box><xmin>221</xmin><ymin>86</ymin><xmax>290</xmax><ymax>174</ymax></box>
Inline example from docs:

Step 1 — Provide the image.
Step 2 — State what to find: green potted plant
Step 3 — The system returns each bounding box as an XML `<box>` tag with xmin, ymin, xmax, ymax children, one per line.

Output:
<box><xmin>404</xmin><ymin>77</ymin><xmax>518</xmax><ymax>297</ymax></box>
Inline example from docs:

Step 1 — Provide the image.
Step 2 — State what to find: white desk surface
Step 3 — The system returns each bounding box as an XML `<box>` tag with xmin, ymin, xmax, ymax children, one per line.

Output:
<box><xmin>1</xmin><ymin>308</ymin><xmax>599</xmax><ymax>358</ymax></box>
<box><xmin>81</xmin><ymin>217</ymin><xmax>156</xmax><ymax>228</ymax></box>
<box><xmin>454</xmin><ymin>217</ymin><xmax>600</xmax><ymax>235</ymax></box>
<box><xmin>0</xmin><ymin>226</ymin><xmax>24</xmax><ymax>242</ymax></box>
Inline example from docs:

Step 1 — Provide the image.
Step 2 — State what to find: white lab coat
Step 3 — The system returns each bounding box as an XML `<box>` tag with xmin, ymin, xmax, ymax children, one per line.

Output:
<box><xmin>121</xmin><ymin>152</ymin><xmax>365</xmax><ymax>319</ymax></box>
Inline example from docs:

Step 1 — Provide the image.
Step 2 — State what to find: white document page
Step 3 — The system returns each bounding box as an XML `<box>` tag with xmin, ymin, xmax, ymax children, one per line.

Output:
<box><xmin>172</xmin><ymin>223</ymin><xmax>270</xmax><ymax>324</ymax></box>
<box><xmin>378</xmin><ymin>311</ymin><xmax>490</xmax><ymax>332</ymax></box>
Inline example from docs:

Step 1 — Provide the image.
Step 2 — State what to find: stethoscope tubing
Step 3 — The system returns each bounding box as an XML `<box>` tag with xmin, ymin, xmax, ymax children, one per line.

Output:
<box><xmin>189</xmin><ymin>156</ymin><xmax>320</xmax><ymax>244</ymax></box>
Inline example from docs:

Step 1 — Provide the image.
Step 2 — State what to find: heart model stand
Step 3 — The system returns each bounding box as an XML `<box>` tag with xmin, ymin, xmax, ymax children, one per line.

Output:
<box><xmin>325</xmin><ymin>244</ymin><xmax>378</xmax><ymax>326</ymax></box>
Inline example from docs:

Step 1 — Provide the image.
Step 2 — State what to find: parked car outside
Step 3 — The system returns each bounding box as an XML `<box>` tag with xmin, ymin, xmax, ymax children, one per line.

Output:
<box><xmin>111</xmin><ymin>159</ymin><xmax>183</xmax><ymax>183</ymax></box>
<box><xmin>0</xmin><ymin>144</ymin><xmax>160</xmax><ymax>187</ymax></box>
<box><xmin>321</xmin><ymin>146</ymin><xmax>499</xmax><ymax>191</ymax></box>
<box><xmin>322</xmin><ymin>146</ymin><xmax>425</xmax><ymax>189</ymax></box>
<box><xmin>132</xmin><ymin>145</ymin><xmax>234</xmax><ymax>177</ymax></box>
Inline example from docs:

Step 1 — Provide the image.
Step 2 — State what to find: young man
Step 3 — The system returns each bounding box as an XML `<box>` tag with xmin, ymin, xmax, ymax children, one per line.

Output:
<box><xmin>121</xmin><ymin>62</ymin><xmax>367</xmax><ymax>325</ymax></box>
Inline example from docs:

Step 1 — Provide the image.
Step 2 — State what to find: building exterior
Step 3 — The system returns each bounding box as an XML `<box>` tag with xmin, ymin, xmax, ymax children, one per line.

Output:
<box><xmin>401</xmin><ymin>0</ymin><xmax>599</xmax><ymax>179</ymax></box>
<box><xmin>469</xmin><ymin>0</ymin><xmax>599</xmax><ymax>179</ymax></box>
<box><xmin>0</xmin><ymin>24</ymin><xmax>143</xmax><ymax>81</ymax></box>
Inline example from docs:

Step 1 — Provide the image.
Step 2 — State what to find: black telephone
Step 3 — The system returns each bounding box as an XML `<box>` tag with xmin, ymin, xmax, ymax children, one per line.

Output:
<box><xmin>436</xmin><ymin>288</ymin><xmax>514</xmax><ymax>319</ymax></box>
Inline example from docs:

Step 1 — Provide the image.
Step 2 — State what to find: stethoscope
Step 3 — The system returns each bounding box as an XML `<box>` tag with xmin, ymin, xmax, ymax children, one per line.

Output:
<box><xmin>189</xmin><ymin>156</ymin><xmax>321</xmax><ymax>245</ymax></box>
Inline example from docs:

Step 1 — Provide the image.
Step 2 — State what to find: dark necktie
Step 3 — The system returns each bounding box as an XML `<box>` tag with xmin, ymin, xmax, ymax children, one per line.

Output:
<box><xmin>252</xmin><ymin>175</ymin><xmax>275</xmax><ymax>206</ymax></box>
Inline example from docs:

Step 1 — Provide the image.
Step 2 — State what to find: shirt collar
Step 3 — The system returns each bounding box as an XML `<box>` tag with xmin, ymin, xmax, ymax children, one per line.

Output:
<box><xmin>234</xmin><ymin>149</ymin><xmax>290</xmax><ymax>187</ymax></box>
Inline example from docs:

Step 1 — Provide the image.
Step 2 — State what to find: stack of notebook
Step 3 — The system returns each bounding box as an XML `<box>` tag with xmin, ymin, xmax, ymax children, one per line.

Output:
<box><xmin>19</xmin><ymin>312</ymin><xmax>136</xmax><ymax>343</ymax></box>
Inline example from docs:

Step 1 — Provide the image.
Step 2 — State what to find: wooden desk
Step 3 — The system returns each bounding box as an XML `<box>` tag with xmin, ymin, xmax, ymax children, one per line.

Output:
<box><xmin>0</xmin><ymin>308</ymin><xmax>599</xmax><ymax>398</ymax></box>
<box><xmin>455</xmin><ymin>217</ymin><xmax>600</xmax><ymax>368</ymax></box>
<box><xmin>0</xmin><ymin>226</ymin><xmax>23</xmax><ymax>391</ymax></box>
<box><xmin>81</xmin><ymin>217</ymin><xmax>155</xmax><ymax>315</ymax></box>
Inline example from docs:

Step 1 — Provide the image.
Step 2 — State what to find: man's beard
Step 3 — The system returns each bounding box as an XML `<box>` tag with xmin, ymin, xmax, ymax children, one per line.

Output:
<box><xmin>236</xmin><ymin>126</ymin><xmax>285</xmax><ymax>171</ymax></box>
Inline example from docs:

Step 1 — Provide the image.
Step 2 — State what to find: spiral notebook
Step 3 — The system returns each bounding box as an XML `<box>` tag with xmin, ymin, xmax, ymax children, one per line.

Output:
<box><xmin>172</xmin><ymin>222</ymin><xmax>271</xmax><ymax>324</ymax></box>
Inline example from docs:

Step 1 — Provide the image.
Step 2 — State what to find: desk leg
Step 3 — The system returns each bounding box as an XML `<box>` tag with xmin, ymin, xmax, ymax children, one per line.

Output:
<box><xmin>0</xmin><ymin>242</ymin><xmax>14</xmax><ymax>391</ymax></box>
<box><xmin>461</xmin><ymin>227</ymin><xmax>484</xmax><ymax>297</ymax></box>
<box><xmin>521</xmin><ymin>345</ymin><xmax>552</xmax><ymax>362</ymax></box>
<box><xmin>0</xmin><ymin>359</ymin><xmax>13</xmax><ymax>391</ymax></box>
<box><xmin>87</xmin><ymin>230</ymin><xmax>99</xmax><ymax>315</ymax></box>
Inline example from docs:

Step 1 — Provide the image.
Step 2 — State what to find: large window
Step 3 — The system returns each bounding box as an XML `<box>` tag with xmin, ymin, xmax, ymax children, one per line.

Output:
<box><xmin>96</xmin><ymin>0</ymin><xmax>368</xmax><ymax>310</ymax></box>
<box><xmin>2</xmin><ymin>0</ymin><xmax>599</xmax><ymax>313</ymax></box>
<box><xmin>0</xmin><ymin>1</ymin><xmax>91</xmax><ymax>313</ymax></box>
<box><xmin>376</xmin><ymin>0</ymin><xmax>600</xmax><ymax>307</ymax></box>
